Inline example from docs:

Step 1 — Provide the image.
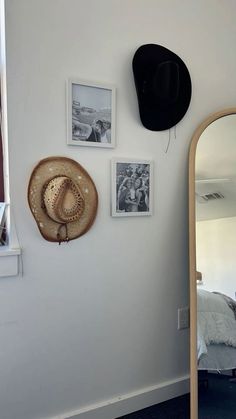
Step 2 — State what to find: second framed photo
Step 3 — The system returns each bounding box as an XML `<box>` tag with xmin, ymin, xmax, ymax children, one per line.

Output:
<box><xmin>111</xmin><ymin>158</ymin><xmax>153</xmax><ymax>217</ymax></box>
<box><xmin>67</xmin><ymin>79</ymin><xmax>116</xmax><ymax>148</ymax></box>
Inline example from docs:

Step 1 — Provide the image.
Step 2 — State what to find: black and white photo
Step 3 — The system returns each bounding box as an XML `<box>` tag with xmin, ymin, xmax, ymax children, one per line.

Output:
<box><xmin>111</xmin><ymin>158</ymin><xmax>153</xmax><ymax>217</ymax></box>
<box><xmin>67</xmin><ymin>79</ymin><xmax>115</xmax><ymax>148</ymax></box>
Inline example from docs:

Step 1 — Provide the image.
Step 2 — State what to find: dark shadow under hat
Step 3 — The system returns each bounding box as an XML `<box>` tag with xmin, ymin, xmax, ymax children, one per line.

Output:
<box><xmin>132</xmin><ymin>44</ymin><xmax>192</xmax><ymax>131</ymax></box>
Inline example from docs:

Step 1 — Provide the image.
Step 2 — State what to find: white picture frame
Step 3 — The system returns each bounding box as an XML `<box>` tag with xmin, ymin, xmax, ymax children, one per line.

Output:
<box><xmin>67</xmin><ymin>79</ymin><xmax>116</xmax><ymax>148</ymax></box>
<box><xmin>111</xmin><ymin>158</ymin><xmax>153</xmax><ymax>217</ymax></box>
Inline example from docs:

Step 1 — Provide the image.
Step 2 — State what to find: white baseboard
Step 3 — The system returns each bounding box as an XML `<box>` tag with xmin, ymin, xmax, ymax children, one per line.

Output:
<box><xmin>49</xmin><ymin>375</ymin><xmax>190</xmax><ymax>419</ymax></box>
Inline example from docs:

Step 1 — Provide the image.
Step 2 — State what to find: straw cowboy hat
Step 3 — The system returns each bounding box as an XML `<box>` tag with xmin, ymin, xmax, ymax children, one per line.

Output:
<box><xmin>132</xmin><ymin>43</ymin><xmax>192</xmax><ymax>131</ymax></box>
<box><xmin>28</xmin><ymin>156</ymin><xmax>98</xmax><ymax>243</ymax></box>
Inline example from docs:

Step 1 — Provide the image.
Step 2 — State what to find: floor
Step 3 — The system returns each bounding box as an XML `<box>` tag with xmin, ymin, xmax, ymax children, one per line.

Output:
<box><xmin>117</xmin><ymin>394</ymin><xmax>190</xmax><ymax>419</ymax></box>
<box><xmin>198</xmin><ymin>372</ymin><xmax>236</xmax><ymax>419</ymax></box>
<box><xmin>117</xmin><ymin>373</ymin><xmax>236</xmax><ymax>419</ymax></box>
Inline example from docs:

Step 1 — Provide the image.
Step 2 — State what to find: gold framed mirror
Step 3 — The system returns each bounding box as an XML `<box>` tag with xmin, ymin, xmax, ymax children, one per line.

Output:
<box><xmin>189</xmin><ymin>107</ymin><xmax>236</xmax><ymax>419</ymax></box>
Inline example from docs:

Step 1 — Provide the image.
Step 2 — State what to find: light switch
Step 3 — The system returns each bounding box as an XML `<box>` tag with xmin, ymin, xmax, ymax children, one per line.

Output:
<box><xmin>178</xmin><ymin>307</ymin><xmax>190</xmax><ymax>330</ymax></box>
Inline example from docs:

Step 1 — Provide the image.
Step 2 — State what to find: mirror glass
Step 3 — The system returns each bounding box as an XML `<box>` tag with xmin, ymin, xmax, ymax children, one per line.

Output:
<box><xmin>195</xmin><ymin>114</ymin><xmax>236</xmax><ymax>417</ymax></box>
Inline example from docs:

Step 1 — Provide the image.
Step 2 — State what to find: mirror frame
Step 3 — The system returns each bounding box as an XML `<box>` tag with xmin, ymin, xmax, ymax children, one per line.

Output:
<box><xmin>189</xmin><ymin>107</ymin><xmax>236</xmax><ymax>419</ymax></box>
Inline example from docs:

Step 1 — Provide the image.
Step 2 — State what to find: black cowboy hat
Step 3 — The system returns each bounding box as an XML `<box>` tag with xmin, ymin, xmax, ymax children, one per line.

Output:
<box><xmin>132</xmin><ymin>44</ymin><xmax>192</xmax><ymax>131</ymax></box>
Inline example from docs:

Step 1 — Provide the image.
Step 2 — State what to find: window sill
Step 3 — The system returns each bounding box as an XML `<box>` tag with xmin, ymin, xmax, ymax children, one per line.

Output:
<box><xmin>0</xmin><ymin>245</ymin><xmax>21</xmax><ymax>277</ymax></box>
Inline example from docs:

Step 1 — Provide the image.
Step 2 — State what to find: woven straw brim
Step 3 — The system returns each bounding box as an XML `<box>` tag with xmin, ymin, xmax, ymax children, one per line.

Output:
<box><xmin>28</xmin><ymin>156</ymin><xmax>98</xmax><ymax>242</ymax></box>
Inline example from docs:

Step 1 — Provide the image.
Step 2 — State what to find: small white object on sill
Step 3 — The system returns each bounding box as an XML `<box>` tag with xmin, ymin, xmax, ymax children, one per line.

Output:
<box><xmin>0</xmin><ymin>246</ymin><xmax>21</xmax><ymax>277</ymax></box>
<box><xmin>0</xmin><ymin>204</ymin><xmax>21</xmax><ymax>277</ymax></box>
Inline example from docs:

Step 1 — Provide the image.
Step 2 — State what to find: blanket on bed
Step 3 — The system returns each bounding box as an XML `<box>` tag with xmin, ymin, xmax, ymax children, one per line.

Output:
<box><xmin>213</xmin><ymin>292</ymin><xmax>236</xmax><ymax>320</ymax></box>
<box><xmin>197</xmin><ymin>289</ymin><xmax>236</xmax><ymax>361</ymax></box>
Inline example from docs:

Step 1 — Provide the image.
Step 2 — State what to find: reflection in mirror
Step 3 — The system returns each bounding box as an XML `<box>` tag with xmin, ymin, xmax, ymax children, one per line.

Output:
<box><xmin>195</xmin><ymin>114</ymin><xmax>236</xmax><ymax>418</ymax></box>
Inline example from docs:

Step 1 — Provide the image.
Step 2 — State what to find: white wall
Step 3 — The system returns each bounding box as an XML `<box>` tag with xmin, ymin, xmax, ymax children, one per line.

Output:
<box><xmin>1</xmin><ymin>1</ymin><xmax>236</xmax><ymax>418</ymax></box>
<box><xmin>196</xmin><ymin>217</ymin><xmax>236</xmax><ymax>299</ymax></box>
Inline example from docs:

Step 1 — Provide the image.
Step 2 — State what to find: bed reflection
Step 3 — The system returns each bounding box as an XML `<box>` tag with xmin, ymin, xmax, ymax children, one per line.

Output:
<box><xmin>197</xmin><ymin>288</ymin><xmax>236</xmax><ymax>373</ymax></box>
<box><xmin>195</xmin><ymin>113</ymin><xmax>236</xmax><ymax>416</ymax></box>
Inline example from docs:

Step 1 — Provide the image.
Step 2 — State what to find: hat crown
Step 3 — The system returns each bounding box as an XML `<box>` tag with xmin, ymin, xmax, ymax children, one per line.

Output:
<box><xmin>43</xmin><ymin>176</ymin><xmax>85</xmax><ymax>223</ymax></box>
<box><xmin>143</xmin><ymin>61</ymin><xmax>180</xmax><ymax>107</ymax></box>
<box><xmin>153</xmin><ymin>61</ymin><xmax>180</xmax><ymax>105</ymax></box>
<box><xmin>28</xmin><ymin>156</ymin><xmax>98</xmax><ymax>243</ymax></box>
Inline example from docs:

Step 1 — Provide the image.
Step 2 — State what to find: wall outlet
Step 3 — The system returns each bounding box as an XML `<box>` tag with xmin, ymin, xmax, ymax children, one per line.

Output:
<box><xmin>178</xmin><ymin>306</ymin><xmax>190</xmax><ymax>330</ymax></box>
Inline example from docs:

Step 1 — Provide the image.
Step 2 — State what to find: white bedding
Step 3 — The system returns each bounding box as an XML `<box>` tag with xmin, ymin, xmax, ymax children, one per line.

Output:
<box><xmin>197</xmin><ymin>289</ymin><xmax>236</xmax><ymax>362</ymax></box>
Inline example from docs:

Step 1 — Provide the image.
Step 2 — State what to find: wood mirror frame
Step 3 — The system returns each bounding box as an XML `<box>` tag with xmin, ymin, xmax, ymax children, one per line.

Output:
<box><xmin>188</xmin><ymin>107</ymin><xmax>236</xmax><ymax>419</ymax></box>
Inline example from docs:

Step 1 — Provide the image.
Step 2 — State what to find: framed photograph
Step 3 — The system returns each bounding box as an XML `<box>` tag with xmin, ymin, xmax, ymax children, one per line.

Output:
<box><xmin>111</xmin><ymin>158</ymin><xmax>153</xmax><ymax>217</ymax></box>
<box><xmin>67</xmin><ymin>79</ymin><xmax>116</xmax><ymax>148</ymax></box>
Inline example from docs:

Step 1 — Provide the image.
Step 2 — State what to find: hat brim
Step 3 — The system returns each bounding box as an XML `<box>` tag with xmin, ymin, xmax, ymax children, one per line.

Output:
<box><xmin>28</xmin><ymin>156</ymin><xmax>98</xmax><ymax>242</ymax></box>
<box><xmin>132</xmin><ymin>44</ymin><xmax>192</xmax><ymax>131</ymax></box>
